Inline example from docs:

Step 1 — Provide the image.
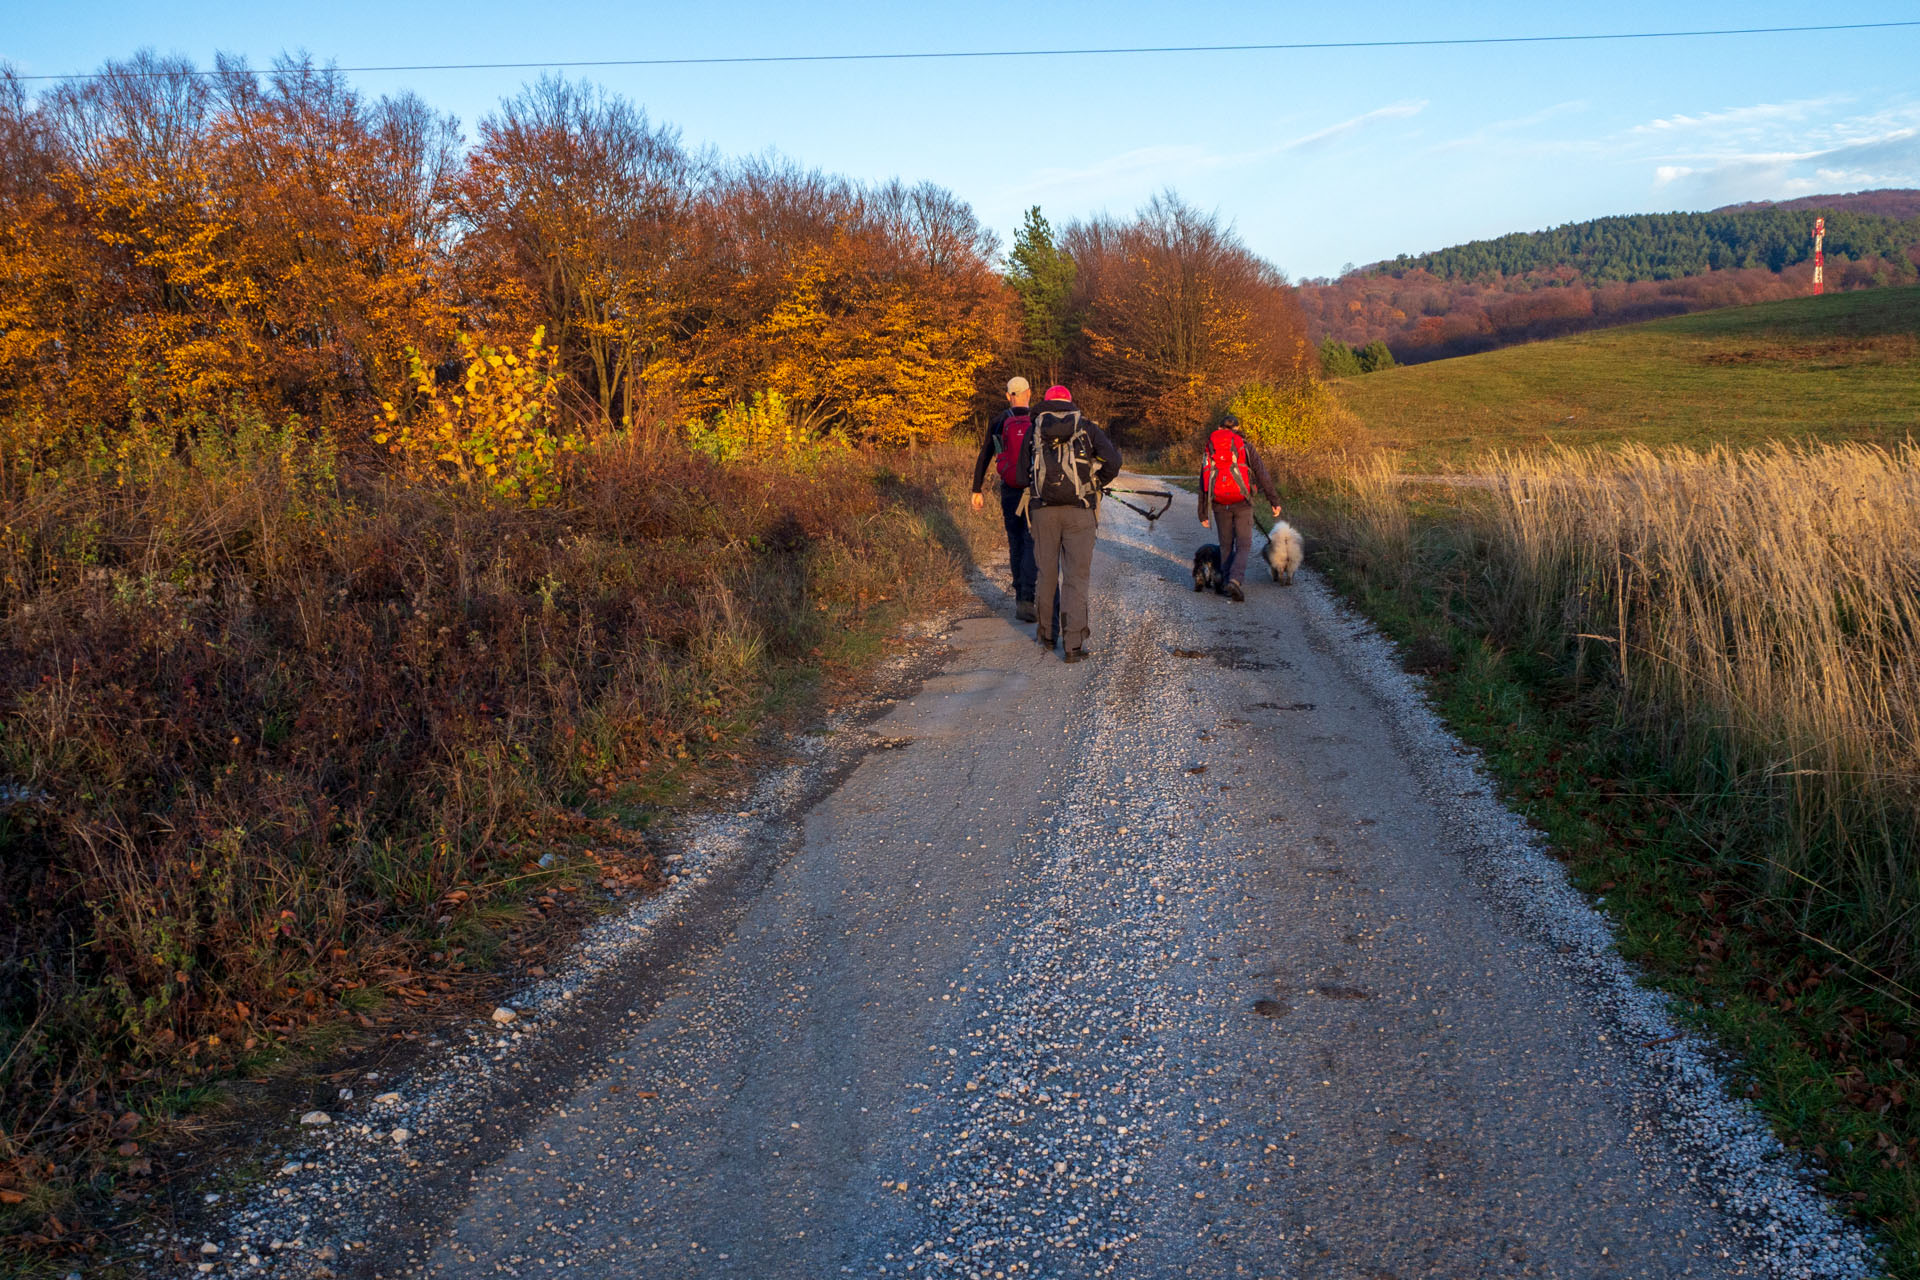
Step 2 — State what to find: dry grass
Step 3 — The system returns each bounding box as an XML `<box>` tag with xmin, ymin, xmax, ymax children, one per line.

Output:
<box><xmin>1330</xmin><ymin>442</ymin><xmax>1920</xmax><ymax>980</ymax></box>
<box><xmin>1299</xmin><ymin>442</ymin><xmax>1920</xmax><ymax>1264</ymax></box>
<box><xmin>0</xmin><ymin>413</ymin><xmax>979</xmax><ymax>1256</ymax></box>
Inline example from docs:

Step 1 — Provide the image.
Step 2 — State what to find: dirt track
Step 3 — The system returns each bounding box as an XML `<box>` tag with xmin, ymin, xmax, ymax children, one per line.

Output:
<box><xmin>160</xmin><ymin>481</ymin><xmax>1873</xmax><ymax>1279</ymax></box>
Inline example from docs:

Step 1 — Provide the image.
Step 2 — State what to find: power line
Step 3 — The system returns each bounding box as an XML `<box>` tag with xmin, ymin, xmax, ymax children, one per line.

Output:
<box><xmin>10</xmin><ymin>20</ymin><xmax>1920</xmax><ymax>81</ymax></box>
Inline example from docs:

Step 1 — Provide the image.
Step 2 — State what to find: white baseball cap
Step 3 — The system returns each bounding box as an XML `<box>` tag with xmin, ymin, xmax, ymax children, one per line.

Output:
<box><xmin>1006</xmin><ymin>376</ymin><xmax>1030</xmax><ymax>395</ymax></box>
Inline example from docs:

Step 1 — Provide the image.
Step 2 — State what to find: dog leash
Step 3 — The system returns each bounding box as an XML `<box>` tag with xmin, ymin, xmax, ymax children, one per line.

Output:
<box><xmin>1101</xmin><ymin>485</ymin><xmax>1174</xmax><ymax>525</ymax></box>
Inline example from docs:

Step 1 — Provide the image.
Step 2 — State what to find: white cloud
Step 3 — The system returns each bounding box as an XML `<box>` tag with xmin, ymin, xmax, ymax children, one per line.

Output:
<box><xmin>1018</xmin><ymin>144</ymin><xmax>1219</xmax><ymax>193</ymax></box>
<box><xmin>1641</xmin><ymin>102</ymin><xmax>1920</xmax><ymax>206</ymax></box>
<box><xmin>1634</xmin><ymin>96</ymin><xmax>1848</xmax><ymax>135</ymax></box>
<box><xmin>1014</xmin><ymin>100</ymin><xmax>1427</xmax><ymax>196</ymax></box>
<box><xmin>1276</xmin><ymin>100</ymin><xmax>1427</xmax><ymax>153</ymax></box>
<box><xmin>1430</xmin><ymin>100</ymin><xmax>1589</xmax><ymax>154</ymax></box>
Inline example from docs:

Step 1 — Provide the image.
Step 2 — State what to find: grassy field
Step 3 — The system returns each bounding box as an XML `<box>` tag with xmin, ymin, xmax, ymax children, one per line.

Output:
<box><xmin>1335</xmin><ymin>285</ymin><xmax>1920</xmax><ymax>469</ymax></box>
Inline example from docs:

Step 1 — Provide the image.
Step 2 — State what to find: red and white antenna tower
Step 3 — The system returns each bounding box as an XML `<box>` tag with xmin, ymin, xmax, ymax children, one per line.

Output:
<box><xmin>1812</xmin><ymin>216</ymin><xmax>1826</xmax><ymax>295</ymax></box>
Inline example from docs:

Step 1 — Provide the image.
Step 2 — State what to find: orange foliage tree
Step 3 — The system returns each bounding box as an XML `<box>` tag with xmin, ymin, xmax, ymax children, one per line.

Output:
<box><xmin>0</xmin><ymin>59</ymin><xmax>1012</xmax><ymax>457</ymax></box>
<box><xmin>748</xmin><ymin>182</ymin><xmax>1006</xmax><ymax>447</ymax></box>
<box><xmin>1060</xmin><ymin>192</ymin><xmax>1313</xmax><ymax>446</ymax></box>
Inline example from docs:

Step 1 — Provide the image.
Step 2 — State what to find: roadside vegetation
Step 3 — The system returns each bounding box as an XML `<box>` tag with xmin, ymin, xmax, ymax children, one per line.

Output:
<box><xmin>0</xmin><ymin>410</ymin><xmax>996</xmax><ymax>1254</ymax></box>
<box><xmin>1287</xmin><ymin>290</ymin><xmax>1920</xmax><ymax>1270</ymax></box>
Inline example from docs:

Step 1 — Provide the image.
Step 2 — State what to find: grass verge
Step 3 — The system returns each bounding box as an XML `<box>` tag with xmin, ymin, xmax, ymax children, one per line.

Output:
<box><xmin>1286</xmin><ymin>469</ymin><xmax>1917</xmax><ymax>1276</ymax></box>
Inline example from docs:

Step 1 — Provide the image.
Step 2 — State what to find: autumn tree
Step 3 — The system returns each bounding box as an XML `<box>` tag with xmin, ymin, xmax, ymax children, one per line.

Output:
<box><xmin>39</xmin><ymin>51</ymin><xmax>235</xmax><ymax>421</ymax></box>
<box><xmin>0</xmin><ymin>68</ymin><xmax>100</xmax><ymax>429</ymax></box>
<box><xmin>459</xmin><ymin>77</ymin><xmax>704</xmax><ymax>427</ymax></box>
<box><xmin>1063</xmin><ymin>192</ymin><xmax>1313</xmax><ymax>445</ymax></box>
<box><xmin>205</xmin><ymin>56</ymin><xmax>462</xmax><ymax>416</ymax></box>
<box><xmin>2</xmin><ymin>52</ymin><xmax>465</xmax><ymax>432</ymax></box>
<box><xmin>1</xmin><ymin>57</ymin><xmax>1009</xmax><ymax>455</ymax></box>
<box><xmin>694</xmin><ymin>164</ymin><xmax>1009</xmax><ymax>448</ymax></box>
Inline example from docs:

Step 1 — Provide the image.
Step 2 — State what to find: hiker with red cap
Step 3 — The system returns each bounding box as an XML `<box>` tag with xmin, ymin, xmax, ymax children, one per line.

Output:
<box><xmin>970</xmin><ymin>376</ymin><xmax>1039</xmax><ymax>621</ymax></box>
<box><xmin>1015</xmin><ymin>384</ymin><xmax>1121</xmax><ymax>663</ymax></box>
<box><xmin>1197</xmin><ymin>411</ymin><xmax>1282</xmax><ymax>602</ymax></box>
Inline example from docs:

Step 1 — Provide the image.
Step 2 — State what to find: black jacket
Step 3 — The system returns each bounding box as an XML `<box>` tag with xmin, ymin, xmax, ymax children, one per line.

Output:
<box><xmin>971</xmin><ymin>407</ymin><xmax>1032</xmax><ymax>493</ymax></box>
<box><xmin>1195</xmin><ymin>428</ymin><xmax>1281</xmax><ymax>522</ymax></box>
<box><xmin>1015</xmin><ymin>398</ymin><xmax>1122</xmax><ymax>509</ymax></box>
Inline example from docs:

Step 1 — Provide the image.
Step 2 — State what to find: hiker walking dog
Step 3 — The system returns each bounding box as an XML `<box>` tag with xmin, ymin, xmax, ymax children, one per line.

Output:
<box><xmin>1016</xmin><ymin>385</ymin><xmax>1121</xmax><ymax>663</ymax></box>
<box><xmin>1197</xmin><ymin>412</ymin><xmax>1282</xmax><ymax>603</ymax></box>
<box><xmin>970</xmin><ymin>376</ymin><xmax>1039</xmax><ymax>622</ymax></box>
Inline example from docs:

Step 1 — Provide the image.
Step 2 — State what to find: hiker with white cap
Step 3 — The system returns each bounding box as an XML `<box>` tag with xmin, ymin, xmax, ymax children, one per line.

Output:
<box><xmin>970</xmin><ymin>375</ymin><xmax>1040</xmax><ymax>621</ymax></box>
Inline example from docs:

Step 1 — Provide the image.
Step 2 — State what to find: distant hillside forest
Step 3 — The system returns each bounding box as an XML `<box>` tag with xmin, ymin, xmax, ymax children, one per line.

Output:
<box><xmin>1300</xmin><ymin>191</ymin><xmax>1920</xmax><ymax>365</ymax></box>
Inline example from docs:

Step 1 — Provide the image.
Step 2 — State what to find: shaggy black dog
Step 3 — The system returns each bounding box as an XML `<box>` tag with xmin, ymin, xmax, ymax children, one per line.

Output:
<box><xmin>1191</xmin><ymin>543</ymin><xmax>1223</xmax><ymax>592</ymax></box>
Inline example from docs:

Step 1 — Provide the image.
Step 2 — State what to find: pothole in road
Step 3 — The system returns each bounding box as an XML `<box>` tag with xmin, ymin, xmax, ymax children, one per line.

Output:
<box><xmin>1251</xmin><ymin>998</ymin><xmax>1291</xmax><ymax>1018</ymax></box>
<box><xmin>1168</xmin><ymin>646</ymin><xmax>1289</xmax><ymax>671</ymax></box>
<box><xmin>1314</xmin><ymin>985</ymin><xmax>1374</xmax><ymax>1001</ymax></box>
<box><xmin>1249</xmin><ymin>700</ymin><xmax>1314</xmax><ymax>711</ymax></box>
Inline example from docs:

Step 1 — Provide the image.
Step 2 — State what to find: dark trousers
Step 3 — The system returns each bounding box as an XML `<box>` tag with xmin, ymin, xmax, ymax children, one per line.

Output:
<box><xmin>1217</xmin><ymin>502</ymin><xmax>1256</xmax><ymax>586</ymax></box>
<box><xmin>999</xmin><ymin>482</ymin><xmax>1037</xmax><ymax>602</ymax></box>
<box><xmin>1030</xmin><ymin>503</ymin><xmax>1097</xmax><ymax>650</ymax></box>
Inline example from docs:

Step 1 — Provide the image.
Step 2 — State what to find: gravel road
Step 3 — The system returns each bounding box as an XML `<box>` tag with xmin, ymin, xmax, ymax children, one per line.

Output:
<box><xmin>159</xmin><ymin>480</ymin><xmax>1876</xmax><ymax>1279</ymax></box>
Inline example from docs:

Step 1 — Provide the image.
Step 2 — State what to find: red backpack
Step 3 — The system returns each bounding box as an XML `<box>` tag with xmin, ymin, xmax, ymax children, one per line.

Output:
<box><xmin>995</xmin><ymin>411</ymin><xmax>1033</xmax><ymax>487</ymax></box>
<box><xmin>1202</xmin><ymin>427</ymin><xmax>1252</xmax><ymax>504</ymax></box>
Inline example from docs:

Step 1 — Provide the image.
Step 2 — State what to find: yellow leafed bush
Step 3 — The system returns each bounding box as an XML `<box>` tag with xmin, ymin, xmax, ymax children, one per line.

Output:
<box><xmin>684</xmin><ymin>391</ymin><xmax>848</xmax><ymax>471</ymax></box>
<box><xmin>374</xmin><ymin>328</ymin><xmax>579</xmax><ymax>507</ymax></box>
<box><xmin>1224</xmin><ymin>378</ymin><xmax>1358</xmax><ymax>459</ymax></box>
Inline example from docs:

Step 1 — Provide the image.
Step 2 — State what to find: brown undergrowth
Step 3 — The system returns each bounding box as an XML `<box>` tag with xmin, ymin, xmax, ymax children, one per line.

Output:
<box><xmin>0</xmin><ymin>415</ymin><xmax>979</xmax><ymax>1265</ymax></box>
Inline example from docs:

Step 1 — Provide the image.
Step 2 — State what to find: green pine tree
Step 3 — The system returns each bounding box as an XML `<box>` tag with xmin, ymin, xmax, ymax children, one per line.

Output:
<box><xmin>1006</xmin><ymin>206</ymin><xmax>1078</xmax><ymax>384</ymax></box>
<box><xmin>1358</xmin><ymin>340</ymin><xmax>1396</xmax><ymax>373</ymax></box>
<box><xmin>1319</xmin><ymin>336</ymin><xmax>1363</xmax><ymax>378</ymax></box>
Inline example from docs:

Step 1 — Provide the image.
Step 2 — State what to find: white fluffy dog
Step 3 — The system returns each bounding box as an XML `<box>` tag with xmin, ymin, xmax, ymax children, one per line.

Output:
<box><xmin>1260</xmin><ymin>521</ymin><xmax>1305</xmax><ymax>585</ymax></box>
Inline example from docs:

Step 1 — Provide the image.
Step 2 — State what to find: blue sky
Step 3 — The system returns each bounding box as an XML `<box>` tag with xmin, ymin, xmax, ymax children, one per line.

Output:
<box><xmin>6</xmin><ymin>2</ymin><xmax>1919</xmax><ymax>279</ymax></box>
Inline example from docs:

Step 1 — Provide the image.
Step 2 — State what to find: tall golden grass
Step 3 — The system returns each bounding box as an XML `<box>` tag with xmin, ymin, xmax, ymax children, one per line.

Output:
<box><xmin>1329</xmin><ymin>442</ymin><xmax>1920</xmax><ymax>985</ymax></box>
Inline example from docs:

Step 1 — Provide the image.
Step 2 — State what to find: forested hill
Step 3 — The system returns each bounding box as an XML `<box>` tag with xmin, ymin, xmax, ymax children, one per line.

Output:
<box><xmin>1381</xmin><ymin>203</ymin><xmax>1920</xmax><ymax>282</ymax></box>
<box><xmin>1300</xmin><ymin>189</ymin><xmax>1920</xmax><ymax>367</ymax></box>
<box><xmin>1718</xmin><ymin>189</ymin><xmax>1920</xmax><ymax>219</ymax></box>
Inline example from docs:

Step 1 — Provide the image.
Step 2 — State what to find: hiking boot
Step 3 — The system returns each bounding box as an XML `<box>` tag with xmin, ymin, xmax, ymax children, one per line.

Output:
<box><xmin>1063</xmin><ymin>648</ymin><xmax>1090</xmax><ymax>664</ymax></box>
<box><xmin>1015</xmin><ymin>599</ymin><xmax>1036</xmax><ymax>623</ymax></box>
<box><xmin>1227</xmin><ymin>581</ymin><xmax>1245</xmax><ymax>603</ymax></box>
<box><xmin>1036</xmin><ymin>631</ymin><xmax>1056</xmax><ymax>650</ymax></box>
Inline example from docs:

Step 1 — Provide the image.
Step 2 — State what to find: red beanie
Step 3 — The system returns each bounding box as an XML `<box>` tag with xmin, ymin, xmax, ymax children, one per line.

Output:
<box><xmin>1044</xmin><ymin>384</ymin><xmax>1071</xmax><ymax>401</ymax></box>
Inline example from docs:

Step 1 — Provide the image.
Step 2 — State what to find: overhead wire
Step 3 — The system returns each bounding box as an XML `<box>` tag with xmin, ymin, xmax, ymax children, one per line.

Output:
<box><xmin>9</xmin><ymin>19</ymin><xmax>1920</xmax><ymax>81</ymax></box>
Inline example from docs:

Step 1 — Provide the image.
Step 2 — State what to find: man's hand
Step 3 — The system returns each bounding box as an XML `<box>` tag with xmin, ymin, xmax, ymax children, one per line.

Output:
<box><xmin>1200</xmin><ymin>518</ymin><xmax>1210</xmax><ymax>529</ymax></box>
<box><xmin>1271</xmin><ymin>503</ymin><xmax>1282</xmax><ymax>518</ymax></box>
<box><xmin>970</xmin><ymin>491</ymin><xmax>984</xmax><ymax>511</ymax></box>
